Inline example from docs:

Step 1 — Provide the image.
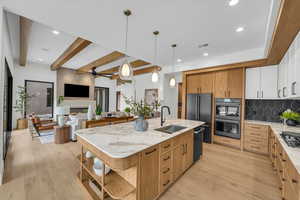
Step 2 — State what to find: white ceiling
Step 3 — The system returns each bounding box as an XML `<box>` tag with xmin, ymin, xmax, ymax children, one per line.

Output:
<box><xmin>3</xmin><ymin>0</ymin><xmax>280</xmax><ymax>71</ymax></box>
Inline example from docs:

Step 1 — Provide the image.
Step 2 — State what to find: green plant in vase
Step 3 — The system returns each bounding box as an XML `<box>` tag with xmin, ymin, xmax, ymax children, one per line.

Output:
<box><xmin>124</xmin><ymin>107</ymin><xmax>131</xmax><ymax>116</ymax></box>
<box><xmin>124</xmin><ymin>96</ymin><xmax>153</xmax><ymax>131</ymax></box>
<box><xmin>280</xmin><ymin>109</ymin><xmax>300</xmax><ymax>126</ymax></box>
<box><xmin>95</xmin><ymin>105</ymin><xmax>102</xmax><ymax>120</ymax></box>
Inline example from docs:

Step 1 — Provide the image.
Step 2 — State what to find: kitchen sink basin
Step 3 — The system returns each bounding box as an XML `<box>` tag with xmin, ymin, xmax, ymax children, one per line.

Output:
<box><xmin>154</xmin><ymin>125</ymin><xmax>187</xmax><ymax>134</ymax></box>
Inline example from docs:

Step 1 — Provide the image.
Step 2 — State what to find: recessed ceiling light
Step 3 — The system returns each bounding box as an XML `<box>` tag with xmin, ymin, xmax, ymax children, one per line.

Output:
<box><xmin>236</xmin><ymin>27</ymin><xmax>244</xmax><ymax>32</ymax></box>
<box><xmin>52</xmin><ymin>30</ymin><xmax>60</xmax><ymax>35</ymax></box>
<box><xmin>177</xmin><ymin>58</ymin><xmax>182</xmax><ymax>63</ymax></box>
<box><xmin>203</xmin><ymin>53</ymin><xmax>209</xmax><ymax>56</ymax></box>
<box><xmin>229</xmin><ymin>0</ymin><xmax>239</xmax><ymax>6</ymax></box>
<box><xmin>37</xmin><ymin>58</ymin><xmax>44</xmax><ymax>62</ymax></box>
<box><xmin>41</xmin><ymin>48</ymin><xmax>49</xmax><ymax>52</ymax></box>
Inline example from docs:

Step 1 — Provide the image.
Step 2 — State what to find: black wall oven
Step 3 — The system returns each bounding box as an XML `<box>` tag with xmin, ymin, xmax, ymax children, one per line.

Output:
<box><xmin>215</xmin><ymin>98</ymin><xmax>241</xmax><ymax>139</ymax></box>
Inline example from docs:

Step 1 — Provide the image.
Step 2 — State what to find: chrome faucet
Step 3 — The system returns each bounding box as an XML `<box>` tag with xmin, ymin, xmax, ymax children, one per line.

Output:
<box><xmin>161</xmin><ymin>106</ymin><xmax>171</xmax><ymax>126</ymax></box>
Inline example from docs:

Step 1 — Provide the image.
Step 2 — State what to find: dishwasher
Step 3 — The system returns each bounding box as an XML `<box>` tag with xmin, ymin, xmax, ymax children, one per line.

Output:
<box><xmin>194</xmin><ymin>126</ymin><xmax>204</xmax><ymax>162</ymax></box>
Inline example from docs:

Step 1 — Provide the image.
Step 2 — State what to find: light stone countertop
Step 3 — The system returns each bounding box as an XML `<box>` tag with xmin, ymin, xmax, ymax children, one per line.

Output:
<box><xmin>76</xmin><ymin>118</ymin><xmax>204</xmax><ymax>159</ymax></box>
<box><xmin>245</xmin><ymin>120</ymin><xmax>300</xmax><ymax>174</ymax></box>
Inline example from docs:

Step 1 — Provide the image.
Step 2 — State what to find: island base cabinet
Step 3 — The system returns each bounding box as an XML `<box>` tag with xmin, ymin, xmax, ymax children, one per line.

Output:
<box><xmin>139</xmin><ymin>145</ymin><xmax>159</xmax><ymax>200</ymax></box>
<box><xmin>173</xmin><ymin>130</ymin><xmax>194</xmax><ymax>181</ymax></box>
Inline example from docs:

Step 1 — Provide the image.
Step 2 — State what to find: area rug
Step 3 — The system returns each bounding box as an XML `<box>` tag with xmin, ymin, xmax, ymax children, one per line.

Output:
<box><xmin>39</xmin><ymin>130</ymin><xmax>54</xmax><ymax>144</ymax></box>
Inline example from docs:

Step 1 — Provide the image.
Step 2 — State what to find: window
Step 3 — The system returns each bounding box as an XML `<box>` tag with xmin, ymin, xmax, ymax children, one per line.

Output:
<box><xmin>94</xmin><ymin>87</ymin><xmax>109</xmax><ymax>112</ymax></box>
<box><xmin>116</xmin><ymin>91</ymin><xmax>121</xmax><ymax>111</ymax></box>
<box><xmin>46</xmin><ymin>88</ymin><xmax>53</xmax><ymax>107</ymax></box>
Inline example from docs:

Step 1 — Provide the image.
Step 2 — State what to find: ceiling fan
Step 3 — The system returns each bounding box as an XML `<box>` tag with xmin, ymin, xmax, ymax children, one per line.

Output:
<box><xmin>89</xmin><ymin>67</ymin><xmax>113</xmax><ymax>78</ymax></box>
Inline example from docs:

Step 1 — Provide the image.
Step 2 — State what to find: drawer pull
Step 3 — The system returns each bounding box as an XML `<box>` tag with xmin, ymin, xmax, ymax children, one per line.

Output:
<box><xmin>249</xmin><ymin>126</ymin><xmax>261</xmax><ymax>129</ymax></box>
<box><xmin>279</xmin><ymin>187</ymin><xmax>282</xmax><ymax>191</ymax></box>
<box><xmin>292</xmin><ymin>179</ymin><xmax>298</xmax><ymax>184</ymax></box>
<box><xmin>279</xmin><ymin>153</ymin><xmax>282</xmax><ymax>156</ymax></box>
<box><xmin>282</xmin><ymin>178</ymin><xmax>285</xmax><ymax>182</ymax></box>
<box><xmin>163</xmin><ymin>168</ymin><xmax>170</xmax><ymax>174</ymax></box>
<box><xmin>163</xmin><ymin>180</ymin><xmax>170</xmax><ymax>186</ymax></box>
<box><xmin>281</xmin><ymin>159</ymin><xmax>286</xmax><ymax>162</ymax></box>
<box><xmin>145</xmin><ymin>148</ymin><xmax>157</xmax><ymax>155</ymax></box>
<box><xmin>279</xmin><ymin>170</ymin><xmax>283</xmax><ymax>173</ymax></box>
<box><xmin>164</xmin><ymin>144</ymin><xmax>171</xmax><ymax>149</ymax></box>
<box><xmin>163</xmin><ymin>156</ymin><xmax>170</xmax><ymax>161</ymax></box>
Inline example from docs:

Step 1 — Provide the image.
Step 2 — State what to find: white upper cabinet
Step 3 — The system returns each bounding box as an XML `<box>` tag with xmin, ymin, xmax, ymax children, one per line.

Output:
<box><xmin>246</xmin><ymin>65</ymin><xmax>278</xmax><ymax>99</ymax></box>
<box><xmin>278</xmin><ymin>30</ymin><xmax>300</xmax><ymax>99</ymax></box>
<box><xmin>260</xmin><ymin>66</ymin><xmax>278</xmax><ymax>99</ymax></box>
<box><xmin>246</xmin><ymin>68</ymin><xmax>260</xmax><ymax>99</ymax></box>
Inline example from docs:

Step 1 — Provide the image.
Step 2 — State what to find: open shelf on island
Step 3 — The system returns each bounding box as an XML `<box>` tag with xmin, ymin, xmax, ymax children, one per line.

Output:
<box><xmin>77</xmin><ymin>154</ymin><xmax>136</xmax><ymax>200</ymax></box>
<box><xmin>76</xmin><ymin>172</ymin><xmax>102</xmax><ymax>200</ymax></box>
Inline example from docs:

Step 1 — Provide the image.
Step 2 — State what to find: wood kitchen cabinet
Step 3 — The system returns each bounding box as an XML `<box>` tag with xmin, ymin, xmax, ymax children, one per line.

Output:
<box><xmin>173</xmin><ymin>130</ymin><xmax>194</xmax><ymax>181</ymax></box>
<box><xmin>214</xmin><ymin>68</ymin><xmax>243</xmax><ymax>98</ymax></box>
<box><xmin>140</xmin><ymin>145</ymin><xmax>159</xmax><ymax>200</ymax></box>
<box><xmin>186</xmin><ymin>73</ymin><xmax>213</xmax><ymax>94</ymax></box>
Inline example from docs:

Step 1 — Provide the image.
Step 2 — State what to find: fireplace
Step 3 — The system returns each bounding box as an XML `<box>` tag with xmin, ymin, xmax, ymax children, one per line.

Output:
<box><xmin>70</xmin><ymin>107</ymin><xmax>88</xmax><ymax>114</ymax></box>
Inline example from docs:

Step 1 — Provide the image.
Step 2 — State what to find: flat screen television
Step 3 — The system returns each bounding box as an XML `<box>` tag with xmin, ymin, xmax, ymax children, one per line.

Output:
<box><xmin>64</xmin><ymin>84</ymin><xmax>89</xmax><ymax>98</ymax></box>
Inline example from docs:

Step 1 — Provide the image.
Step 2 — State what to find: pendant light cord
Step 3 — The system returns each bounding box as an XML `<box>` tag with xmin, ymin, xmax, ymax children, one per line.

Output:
<box><xmin>154</xmin><ymin>34</ymin><xmax>158</xmax><ymax>65</ymax></box>
<box><xmin>172</xmin><ymin>45</ymin><xmax>176</xmax><ymax>73</ymax></box>
<box><xmin>125</xmin><ymin>15</ymin><xmax>129</xmax><ymax>53</ymax></box>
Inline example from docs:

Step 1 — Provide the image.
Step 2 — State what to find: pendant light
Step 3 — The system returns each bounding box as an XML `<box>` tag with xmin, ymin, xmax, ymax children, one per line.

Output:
<box><xmin>151</xmin><ymin>31</ymin><xmax>160</xmax><ymax>83</ymax></box>
<box><xmin>119</xmin><ymin>10</ymin><xmax>133</xmax><ymax>80</ymax></box>
<box><xmin>169</xmin><ymin>44</ymin><xmax>177</xmax><ymax>87</ymax></box>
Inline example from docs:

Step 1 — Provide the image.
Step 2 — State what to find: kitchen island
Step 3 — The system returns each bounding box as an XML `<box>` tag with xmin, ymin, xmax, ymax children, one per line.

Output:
<box><xmin>75</xmin><ymin>118</ymin><xmax>204</xmax><ymax>200</ymax></box>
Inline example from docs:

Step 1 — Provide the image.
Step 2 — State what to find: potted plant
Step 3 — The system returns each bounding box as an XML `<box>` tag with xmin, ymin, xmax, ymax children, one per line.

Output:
<box><xmin>124</xmin><ymin>107</ymin><xmax>131</xmax><ymax>116</ymax></box>
<box><xmin>280</xmin><ymin>109</ymin><xmax>300</xmax><ymax>126</ymax></box>
<box><xmin>124</xmin><ymin>96</ymin><xmax>153</xmax><ymax>131</ymax></box>
<box><xmin>14</xmin><ymin>86</ymin><xmax>35</xmax><ymax>129</ymax></box>
<box><xmin>95</xmin><ymin>105</ymin><xmax>102</xmax><ymax>120</ymax></box>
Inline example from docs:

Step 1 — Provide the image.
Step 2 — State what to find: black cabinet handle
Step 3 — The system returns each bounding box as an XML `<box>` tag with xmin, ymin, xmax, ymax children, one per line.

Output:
<box><xmin>163</xmin><ymin>180</ymin><xmax>170</xmax><ymax>186</ymax></box>
<box><xmin>292</xmin><ymin>179</ymin><xmax>298</xmax><ymax>184</ymax></box>
<box><xmin>164</xmin><ymin>144</ymin><xmax>171</xmax><ymax>149</ymax></box>
<box><xmin>163</xmin><ymin>168</ymin><xmax>170</xmax><ymax>174</ymax></box>
<box><xmin>163</xmin><ymin>156</ymin><xmax>170</xmax><ymax>161</ymax></box>
<box><xmin>145</xmin><ymin>148</ymin><xmax>157</xmax><ymax>155</ymax></box>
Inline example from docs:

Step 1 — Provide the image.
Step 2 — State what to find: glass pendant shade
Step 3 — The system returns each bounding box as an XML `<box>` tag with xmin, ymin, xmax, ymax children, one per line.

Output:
<box><xmin>169</xmin><ymin>77</ymin><xmax>176</xmax><ymax>87</ymax></box>
<box><xmin>151</xmin><ymin>71</ymin><xmax>159</xmax><ymax>83</ymax></box>
<box><xmin>119</xmin><ymin>59</ymin><xmax>133</xmax><ymax>80</ymax></box>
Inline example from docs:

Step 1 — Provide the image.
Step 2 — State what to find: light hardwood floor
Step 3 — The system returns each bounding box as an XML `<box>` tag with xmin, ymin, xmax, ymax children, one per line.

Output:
<box><xmin>0</xmin><ymin>129</ymin><xmax>281</xmax><ymax>200</ymax></box>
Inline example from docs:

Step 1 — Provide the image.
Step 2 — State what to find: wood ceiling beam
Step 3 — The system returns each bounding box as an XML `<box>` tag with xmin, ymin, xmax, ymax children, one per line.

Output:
<box><xmin>267</xmin><ymin>0</ymin><xmax>300</xmax><ymax>65</ymax></box>
<box><xmin>112</xmin><ymin>65</ymin><xmax>161</xmax><ymax>80</ymax></box>
<box><xmin>76</xmin><ymin>51</ymin><xmax>125</xmax><ymax>73</ymax></box>
<box><xmin>51</xmin><ymin>37</ymin><xmax>91</xmax><ymax>70</ymax></box>
<box><xmin>99</xmin><ymin>59</ymin><xmax>150</xmax><ymax>74</ymax></box>
<box><xmin>19</xmin><ymin>16</ymin><xmax>33</xmax><ymax>66</ymax></box>
<box><xmin>184</xmin><ymin>59</ymin><xmax>268</xmax><ymax>75</ymax></box>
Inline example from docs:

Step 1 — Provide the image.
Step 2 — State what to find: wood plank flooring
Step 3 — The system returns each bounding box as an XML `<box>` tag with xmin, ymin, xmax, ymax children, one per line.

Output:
<box><xmin>0</xmin><ymin>129</ymin><xmax>281</xmax><ymax>200</ymax></box>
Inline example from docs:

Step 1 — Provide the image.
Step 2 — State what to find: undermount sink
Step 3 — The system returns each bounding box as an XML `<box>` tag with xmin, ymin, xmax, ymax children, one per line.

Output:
<box><xmin>154</xmin><ymin>125</ymin><xmax>187</xmax><ymax>134</ymax></box>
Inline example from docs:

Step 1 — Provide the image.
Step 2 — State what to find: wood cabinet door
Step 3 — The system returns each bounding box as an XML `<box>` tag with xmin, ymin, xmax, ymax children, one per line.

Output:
<box><xmin>214</xmin><ymin>70</ymin><xmax>228</xmax><ymax>98</ymax></box>
<box><xmin>140</xmin><ymin>145</ymin><xmax>159</xmax><ymax>200</ymax></box>
<box><xmin>173</xmin><ymin>144</ymin><xmax>184</xmax><ymax>180</ymax></box>
<box><xmin>200</xmin><ymin>72</ymin><xmax>214</xmax><ymax>93</ymax></box>
<box><xmin>186</xmin><ymin>74</ymin><xmax>201</xmax><ymax>94</ymax></box>
<box><xmin>183</xmin><ymin>132</ymin><xmax>194</xmax><ymax>171</ymax></box>
<box><xmin>227</xmin><ymin>68</ymin><xmax>244</xmax><ymax>98</ymax></box>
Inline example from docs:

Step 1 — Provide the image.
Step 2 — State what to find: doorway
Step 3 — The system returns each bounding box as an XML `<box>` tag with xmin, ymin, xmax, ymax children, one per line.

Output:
<box><xmin>3</xmin><ymin>59</ymin><xmax>13</xmax><ymax>159</ymax></box>
<box><xmin>25</xmin><ymin>80</ymin><xmax>54</xmax><ymax>118</ymax></box>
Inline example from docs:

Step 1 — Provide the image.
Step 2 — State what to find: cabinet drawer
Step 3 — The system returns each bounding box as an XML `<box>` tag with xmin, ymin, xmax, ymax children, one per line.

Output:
<box><xmin>160</xmin><ymin>169</ymin><xmax>173</xmax><ymax>192</ymax></box>
<box><xmin>160</xmin><ymin>140</ymin><xmax>172</xmax><ymax>154</ymax></box>
<box><xmin>245</xmin><ymin>130</ymin><xmax>269</xmax><ymax>139</ymax></box>
<box><xmin>245</xmin><ymin>135</ymin><xmax>268</xmax><ymax>146</ymax></box>
<box><xmin>160</xmin><ymin>151</ymin><xmax>172</xmax><ymax>168</ymax></box>
<box><xmin>213</xmin><ymin>135</ymin><xmax>240</xmax><ymax>149</ymax></box>
<box><xmin>245</xmin><ymin>123</ymin><xmax>268</xmax><ymax>132</ymax></box>
<box><xmin>244</xmin><ymin>142</ymin><xmax>268</xmax><ymax>154</ymax></box>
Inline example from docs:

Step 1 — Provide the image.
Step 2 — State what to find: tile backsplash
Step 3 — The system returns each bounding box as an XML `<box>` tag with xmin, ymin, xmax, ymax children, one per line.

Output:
<box><xmin>245</xmin><ymin>100</ymin><xmax>300</xmax><ymax>123</ymax></box>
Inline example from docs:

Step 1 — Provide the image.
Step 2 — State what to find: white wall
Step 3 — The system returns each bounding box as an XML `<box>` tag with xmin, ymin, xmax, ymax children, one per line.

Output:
<box><xmin>117</xmin><ymin>73</ymin><xmax>162</xmax><ymax>111</ymax></box>
<box><xmin>12</xmin><ymin>62</ymin><xmax>57</xmax><ymax>128</ymax></box>
<box><xmin>94</xmin><ymin>77</ymin><xmax>117</xmax><ymax>112</ymax></box>
<box><xmin>0</xmin><ymin>8</ymin><xmax>16</xmax><ymax>185</ymax></box>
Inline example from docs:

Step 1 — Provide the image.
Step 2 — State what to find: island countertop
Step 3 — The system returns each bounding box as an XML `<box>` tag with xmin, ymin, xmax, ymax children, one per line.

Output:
<box><xmin>76</xmin><ymin>118</ymin><xmax>204</xmax><ymax>159</ymax></box>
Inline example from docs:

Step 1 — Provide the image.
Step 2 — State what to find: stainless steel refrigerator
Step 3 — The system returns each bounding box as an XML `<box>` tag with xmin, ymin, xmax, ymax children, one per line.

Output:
<box><xmin>186</xmin><ymin>93</ymin><xmax>212</xmax><ymax>143</ymax></box>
